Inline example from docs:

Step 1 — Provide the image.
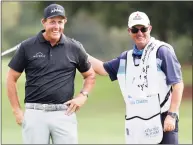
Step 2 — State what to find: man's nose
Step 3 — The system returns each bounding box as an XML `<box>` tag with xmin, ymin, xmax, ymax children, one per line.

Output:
<box><xmin>54</xmin><ymin>23</ymin><xmax>60</xmax><ymax>28</ymax></box>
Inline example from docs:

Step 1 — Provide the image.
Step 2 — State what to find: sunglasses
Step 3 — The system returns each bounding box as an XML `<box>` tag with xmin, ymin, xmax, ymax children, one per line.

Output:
<box><xmin>130</xmin><ymin>27</ymin><xmax>149</xmax><ymax>33</ymax></box>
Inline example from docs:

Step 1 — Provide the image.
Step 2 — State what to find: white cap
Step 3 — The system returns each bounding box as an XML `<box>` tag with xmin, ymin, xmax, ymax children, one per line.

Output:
<box><xmin>128</xmin><ymin>11</ymin><xmax>150</xmax><ymax>28</ymax></box>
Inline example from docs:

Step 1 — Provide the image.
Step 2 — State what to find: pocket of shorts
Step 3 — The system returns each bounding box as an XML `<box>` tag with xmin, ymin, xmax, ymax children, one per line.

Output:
<box><xmin>68</xmin><ymin>113</ymin><xmax>77</xmax><ymax>124</ymax></box>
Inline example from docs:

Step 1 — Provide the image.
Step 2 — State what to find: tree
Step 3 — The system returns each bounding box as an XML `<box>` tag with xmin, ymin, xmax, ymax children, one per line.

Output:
<box><xmin>37</xmin><ymin>1</ymin><xmax>193</xmax><ymax>42</ymax></box>
<box><xmin>2</xmin><ymin>2</ymin><xmax>21</xmax><ymax>50</ymax></box>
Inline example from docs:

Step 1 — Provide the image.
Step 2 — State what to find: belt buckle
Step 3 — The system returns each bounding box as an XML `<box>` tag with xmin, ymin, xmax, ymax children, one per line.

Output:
<box><xmin>55</xmin><ymin>104</ymin><xmax>59</xmax><ymax>111</ymax></box>
<box><xmin>42</xmin><ymin>104</ymin><xmax>48</xmax><ymax>111</ymax></box>
<box><xmin>52</xmin><ymin>104</ymin><xmax>57</xmax><ymax>111</ymax></box>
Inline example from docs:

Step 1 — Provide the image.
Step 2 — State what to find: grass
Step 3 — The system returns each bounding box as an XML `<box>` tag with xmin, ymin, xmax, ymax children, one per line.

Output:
<box><xmin>1</xmin><ymin>58</ymin><xmax>192</xmax><ymax>144</ymax></box>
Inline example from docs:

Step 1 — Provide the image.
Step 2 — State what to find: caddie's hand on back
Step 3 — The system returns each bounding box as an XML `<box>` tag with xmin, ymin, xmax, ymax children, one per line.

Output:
<box><xmin>64</xmin><ymin>93</ymin><xmax>88</xmax><ymax>115</ymax></box>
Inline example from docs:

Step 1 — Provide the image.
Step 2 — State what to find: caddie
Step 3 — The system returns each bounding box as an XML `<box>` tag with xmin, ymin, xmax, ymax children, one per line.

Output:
<box><xmin>88</xmin><ymin>11</ymin><xmax>184</xmax><ymax>144</ymax></box>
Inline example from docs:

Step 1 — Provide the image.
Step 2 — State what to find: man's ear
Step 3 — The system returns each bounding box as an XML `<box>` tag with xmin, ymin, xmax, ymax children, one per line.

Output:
<box><xmin>64</xmin><ymin>17</ymin><xmax>67</xmax><ymax>23</ymax></box>
<box><xmin>148</xmin><ymin>25</ymin><xmax>152</xmax><ymax>32</ymax></box>
<box><xmin>150</xmin><ymin>25</ymin><xmax>152</xmax><ymax>31</ymax></box>
<box><xmin>127</xmin><ymin>28</ymin><xmax>131</xmax><ymax>34</ymax></box>
<box><xmin>41</xmin><ymin>18</ymin><xmax>46</xmax><ymax>25</ymax></box>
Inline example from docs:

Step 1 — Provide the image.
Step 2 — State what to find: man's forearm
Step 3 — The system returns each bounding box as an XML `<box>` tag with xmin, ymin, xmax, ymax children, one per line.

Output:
<box><xmin>169</xmin><ymin>81</ymin><xmax>184</xmax><ymax>113</ymax></box>
<box><xmin>81</xmin><ymin>72</ymin><xmax>96</xmax><ymax>94</ymax></box>
<box><xmin>6</xmin><ymin>80</ymin><xmax>21</xmax><ymax>113</ymax></box>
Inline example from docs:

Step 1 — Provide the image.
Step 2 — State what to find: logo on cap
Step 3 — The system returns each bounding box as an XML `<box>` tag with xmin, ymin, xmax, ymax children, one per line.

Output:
<box><xmin>133</xmin><ymin>13</ymin><xmax>142</xmax><ymax>20</ymax></box>
<box><xmin>51</xmin><ymin>7</ymin><xmax>63</xmax><ymax>13</ymax></box>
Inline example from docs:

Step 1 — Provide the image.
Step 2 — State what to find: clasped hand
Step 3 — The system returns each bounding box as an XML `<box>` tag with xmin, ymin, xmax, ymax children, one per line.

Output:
<box><xmin>163</xmin><ymin>115</ymin><xmax>176</xmax><ymax>132</ymax></box>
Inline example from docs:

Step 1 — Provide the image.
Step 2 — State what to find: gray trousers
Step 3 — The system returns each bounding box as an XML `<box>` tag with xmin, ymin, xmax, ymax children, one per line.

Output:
<box><xmin>21</xmin><ymin>108</ymin><xmax>78</xmax><ymax>144</ymax></box>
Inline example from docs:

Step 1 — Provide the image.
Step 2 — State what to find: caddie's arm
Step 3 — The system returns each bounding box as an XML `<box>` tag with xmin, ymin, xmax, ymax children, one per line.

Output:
<box><xmin>164</xmin><ymin>81</ymin><xmax>184</xmax><ymax>132</ymax></box>
<box><xmin>87</xmin><ymin>53</ymin><xmax>108</xmax><ymax>76</ymax></box>
<box><xmin>168</xmin><ymin>82</ymin><xmax>184</xmax><ymax>113</ymax></box>
<box><xmin>158</xmin><ymin>45</ymin><xmax>184</xmax><ymax>132</ymax></box>
<box><xmin>158</xmin><ymin>45</ymin><xmax>184</xmax><ymax>113</ymax></box>
<box><xmin>6</xmin><ymin>68</ymin><xmax>24</xmax><ymax>125</ymax></box>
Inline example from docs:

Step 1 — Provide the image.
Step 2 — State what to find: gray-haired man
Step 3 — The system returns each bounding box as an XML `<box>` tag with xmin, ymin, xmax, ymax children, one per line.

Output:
<box><xmin>6</xmin><ymin>4</ymin><xmax>95</xmax><ymax>144</ymax></box>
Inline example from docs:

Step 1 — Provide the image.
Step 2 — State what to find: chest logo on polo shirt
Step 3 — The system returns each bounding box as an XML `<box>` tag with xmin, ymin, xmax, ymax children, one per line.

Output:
<box><xmin>33</xmin><ymin>52</ymin><xmax>46</xmax><ymax>58</ymax></box>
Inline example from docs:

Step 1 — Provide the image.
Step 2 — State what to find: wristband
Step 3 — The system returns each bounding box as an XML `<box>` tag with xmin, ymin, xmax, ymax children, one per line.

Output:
<box><xmin>80</xmin><ymin>91</ymin><xmax>88</xmax><ymax>97</ymax></box>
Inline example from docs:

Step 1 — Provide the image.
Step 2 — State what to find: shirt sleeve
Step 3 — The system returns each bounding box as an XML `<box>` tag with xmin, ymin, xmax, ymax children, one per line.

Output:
<box><xmin>76</xmin><ymin>42</ymin><xmax>91</xmax><ymax>73</ymax></box>
<box><xmin>157</xmin><ymin>45</ymin><xmax>183</xmax><ymax>85</ymax></box>
<box><xmin>8</xmin><ymin>43</ymin><xmax>26</xmax><ymax>73</ymax></box>
<box><xmin>103</xmin><ymin>51</ymin><xmax>127</xmax><ymax>81</ymax></box>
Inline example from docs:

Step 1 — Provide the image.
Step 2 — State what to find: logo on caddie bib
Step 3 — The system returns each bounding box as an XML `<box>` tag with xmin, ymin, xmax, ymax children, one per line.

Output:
<box><xmin>129</xmin><ymin>99</ymin><xmax>148</xmax><ymax>105</ymax></box>
<box><xmin>144</xmin><ymin>126</ymin><xmax>159</xmax><ymax>137</ymax></box>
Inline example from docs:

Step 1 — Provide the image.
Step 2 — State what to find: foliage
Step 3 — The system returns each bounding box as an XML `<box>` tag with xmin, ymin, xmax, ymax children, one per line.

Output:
<box><xmin>38</xmin><ymin>1</ymin><xmax>193</xmax><ymax>41</ymax></box>
<box><xmin>2</xmin><ymin>2</ymin><xmax>21</xmax><ymax>50</ymax></box>
<box><xmin>2</xmin><ymin>2</ymin><xmax>21</xmax><ymax>30</ymax></box>
<box><xmin>170</xmin><ymin>35</ymin><xmax>192</xmax><ymax>64</ymax></box>
<box><xmin>2</xmin><ymin>1</ymin><xmax>192</xmax><ymax>64</ymax></box>
<box><xmin>65</xmin><ymin>11</ymin><xmax>131</xmax><ymax>60</ymax></box>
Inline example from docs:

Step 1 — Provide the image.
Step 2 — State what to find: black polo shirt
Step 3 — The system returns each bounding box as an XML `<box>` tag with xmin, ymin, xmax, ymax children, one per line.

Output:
<box><xmin>8</xmin><ymin>30</ymin><xmax>91</xmax><ymax>104</ymax></box>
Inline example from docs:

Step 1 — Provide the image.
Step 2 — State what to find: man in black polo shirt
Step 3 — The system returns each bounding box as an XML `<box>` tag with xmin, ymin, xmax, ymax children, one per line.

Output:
<box><xmin>6</xmin><ymin>4</ymin><xmax>95</xmax><ymax>144</ymax></box>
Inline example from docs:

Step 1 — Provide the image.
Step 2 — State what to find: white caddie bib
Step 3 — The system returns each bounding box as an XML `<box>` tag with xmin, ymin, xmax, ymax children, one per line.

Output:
<box><xmin>124</xmin><ymin>95</ymin><xmax>163</xmax><ymax>144</ymax></box>
<box><xmin>117</xmin><ymin>37</ymin><xmax>166</xmax><ymax>144</ymax></box>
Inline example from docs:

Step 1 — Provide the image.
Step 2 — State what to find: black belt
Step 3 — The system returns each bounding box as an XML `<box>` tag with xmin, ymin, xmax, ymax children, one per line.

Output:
<box><xmin>25</xmin><ymin>103</ymin><xmax>68</xmax><ymax>111</ymax></box>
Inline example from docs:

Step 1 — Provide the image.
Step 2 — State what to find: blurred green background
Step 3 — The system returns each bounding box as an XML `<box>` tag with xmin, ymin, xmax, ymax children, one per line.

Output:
<box><xmin>1</xmin><ymin>59</ymin><xmax>192</xmax><ymax>144</ymax></box>
<box><xmin>1</xmin><ymin>1</ymin><xmax>192</xmax><ymax>144</ymax></box>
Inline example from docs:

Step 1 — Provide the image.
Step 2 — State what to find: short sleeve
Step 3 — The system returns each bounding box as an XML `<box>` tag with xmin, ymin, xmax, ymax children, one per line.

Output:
<box><xmin>8</xmin><ymin>43</ymin><xmax>27</xmax><ymax>73</ymax></box>
<box><xmin>76</xmin><ymin>43</ymin><xmax>91</xmax><ymax>73</ymax></box>
<box><xmin>103</xmin><ymin>51</ymin><xmax>127</xmax><ymax>81</ymax></box>
<box><xmin>157</xmin><ymin>45</ymin><xmax>182</xmax><ymax>85</ymax></box>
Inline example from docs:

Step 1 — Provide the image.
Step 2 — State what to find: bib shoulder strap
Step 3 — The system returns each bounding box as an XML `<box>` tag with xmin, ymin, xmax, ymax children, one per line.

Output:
<box><xmin>160</xmin><ymin>87</ymin><xmax>172</xmax><ymax>108</ymax></box>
